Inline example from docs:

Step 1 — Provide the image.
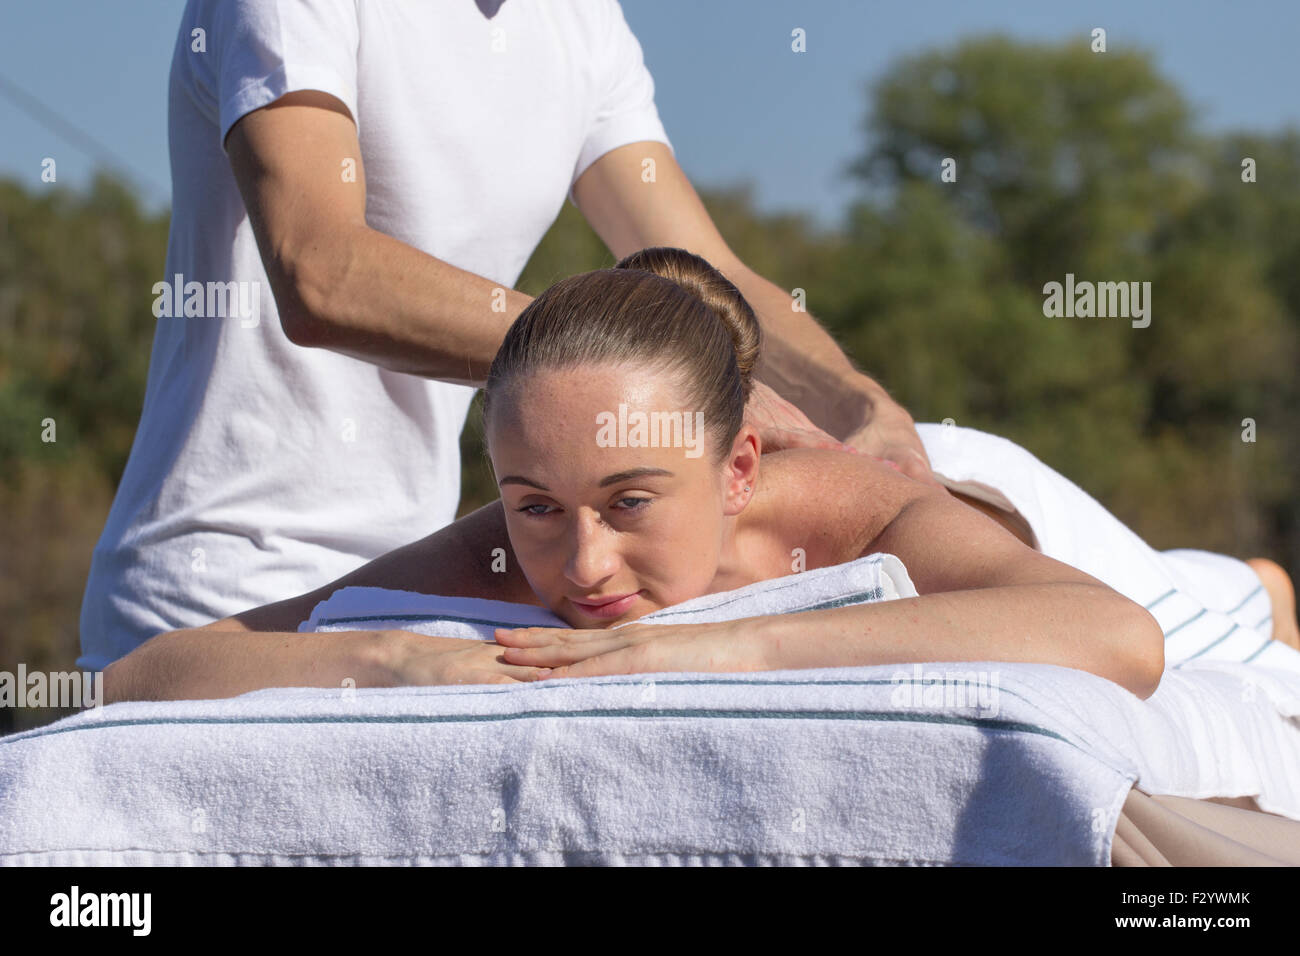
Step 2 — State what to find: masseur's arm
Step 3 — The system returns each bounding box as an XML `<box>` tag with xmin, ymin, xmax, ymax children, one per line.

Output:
<box><xmin>569</xmin><ymin>140</ymin><xmax>933</xmax><ymax>481</ymax></box>
<box><xmin>229</xmin><ymin>96</ymin><xmax>930</xmax><ymax>477</ymax></box>
<box><xmin>226</xmin><ymin>91</ymin><xmax>530</xmax><ymax>385</ymax></box>
<box><xmin>102</xmin><ymin>502</ymin><xmax>536</xmax><ymax>702</ymax></box>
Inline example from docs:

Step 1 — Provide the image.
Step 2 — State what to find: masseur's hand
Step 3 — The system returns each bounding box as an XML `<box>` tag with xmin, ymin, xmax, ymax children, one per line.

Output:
<box><xmin>843</xmin><ymin>412</ymin><xmax>940</xmax><ymax>486</ymax></box>
<box><xmin>837</xmin><ymin>379</ymin><xmax>941</xmax><ymax>486</ymax></box>
<box><xmin>379</xmin><ymin>630</ymin><xmax>547</xmax><ymax>685</ymax></box>
<box><xmin>745</xmin><ymin>379</ymin><xmax>940</xmax><ymax>485</ymax></box>
<box><xmin>743</xmin><ymin>381</ymin><xmax>860</xmax><ymax>455</ymax></box>
<box><xmin>493</xmin><ymin>620</ymin><xmax>755</xmax><ymax>679</ymax></box>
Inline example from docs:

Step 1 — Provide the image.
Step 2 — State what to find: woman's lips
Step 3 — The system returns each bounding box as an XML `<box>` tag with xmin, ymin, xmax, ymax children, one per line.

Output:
<box><xmin>569</xmin><ymin>591</ymin><xmax>640</xmax><ymax>619</ymax></box>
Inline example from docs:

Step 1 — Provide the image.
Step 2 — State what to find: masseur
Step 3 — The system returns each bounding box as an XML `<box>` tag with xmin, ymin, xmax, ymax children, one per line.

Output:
<box><xmin>81</xmin><ymin>0</ymin><xmax>932</xmax><ymax>693</ymax></box>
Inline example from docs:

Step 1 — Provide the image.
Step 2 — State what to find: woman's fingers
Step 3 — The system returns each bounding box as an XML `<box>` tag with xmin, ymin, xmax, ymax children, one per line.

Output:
<box><xmin>500</xmin><ymin>636</ymin><xmax>627</xmax><ymax>667</ymax></box>
<box><xmin>543</xmin><ymin>647</ymin><xmax>646</xmax><ymax>680</ymax></box>
<box><xmin>494</xmin><ymin>626</ymin><xmax>640</xmax><ymax>668</ymax></box>
<box><xmin>494</xmin><ymin>626</ymin><xmax>600</xmax><ymax>647</ymax></box>
<box><xmin>485</xmin><ymin>669</ymin><xmax>544</xmax><ymax>683</ymax></box>
<box><xmin>500</xmin><ymin>664</ymin><xmax>549</xmax><ymax>681</ymax></box>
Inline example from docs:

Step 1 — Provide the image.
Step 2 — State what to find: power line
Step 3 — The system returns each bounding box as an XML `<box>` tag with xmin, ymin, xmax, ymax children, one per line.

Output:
<box><xmin>0</xmin><ymin>67</ymin><xmax>166</xmax><ymax>198</ymax></box>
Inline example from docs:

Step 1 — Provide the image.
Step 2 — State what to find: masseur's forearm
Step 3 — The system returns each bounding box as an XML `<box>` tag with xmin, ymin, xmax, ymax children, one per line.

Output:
<box><xmin>747</xmin><ymin>583</ymin><xmax>1164</xmax><ymax>698</ymax></box>
<box><xmin>723</xmin><ymin>263</ymin><xmax>910</xmax><ymax>440</ymax></box>
<box><xmin>102</xmin><ymin>628</ymin><xmax>390</xmax><ymax>703</ymax></box>
<box><xmin>273</xmin><ymin>221</ymin><xmax>532</xmax><ymax>385</ymax></box>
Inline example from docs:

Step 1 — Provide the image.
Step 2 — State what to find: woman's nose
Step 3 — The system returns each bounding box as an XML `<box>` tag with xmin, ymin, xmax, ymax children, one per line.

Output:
<box><xmin>563</xmin><ymin>509</ymin><xmax>619</xmax><ymax>588</ymax></box>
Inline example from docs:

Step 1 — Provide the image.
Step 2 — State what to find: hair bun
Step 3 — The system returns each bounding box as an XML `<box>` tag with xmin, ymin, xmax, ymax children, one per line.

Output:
<box><xmin>614</xmin><ymin>247</ymin><xmax>761</xmax><ymax>395</ymax></box>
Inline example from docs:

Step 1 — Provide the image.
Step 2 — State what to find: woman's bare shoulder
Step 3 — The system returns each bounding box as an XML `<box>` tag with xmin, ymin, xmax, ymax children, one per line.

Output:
<box><xmin>755</xmin><ymin>449</ymin><xmax>932</xmax><ymax>565</ymax></box>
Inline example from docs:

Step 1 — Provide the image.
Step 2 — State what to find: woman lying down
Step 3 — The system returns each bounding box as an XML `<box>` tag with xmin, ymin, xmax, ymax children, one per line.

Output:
<box><xmin>103</xmin><ymin>247</ymin><xmax>1300</xmax><ymax>703</ymax></box>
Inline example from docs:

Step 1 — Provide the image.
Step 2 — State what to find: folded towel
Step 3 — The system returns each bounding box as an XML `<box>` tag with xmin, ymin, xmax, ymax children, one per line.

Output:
<box><xmin>919</xmin><ymin>423</ymin><xmax>1300</xmax><ymax>674</ymax></box>
<box><xmin>302</xmin><ymin>552</ymin><xmax>918</xmax><ymax>638</ymax></box>
<box><xmin>6</xmin><ymin>654</ymin><xmax>1300</xmax><ymax>865</ymax></box>
<box><xmin>0</xmin><ymin>663</ymin><xmax>1136</xmax><ymax>865</ymax></box>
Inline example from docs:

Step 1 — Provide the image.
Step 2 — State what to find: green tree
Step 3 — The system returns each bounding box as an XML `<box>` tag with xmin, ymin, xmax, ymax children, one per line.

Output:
<box><xmin>835</xmin><ymin>34</ymin><xmax>1297</xmax><ymax>560</ymax></box>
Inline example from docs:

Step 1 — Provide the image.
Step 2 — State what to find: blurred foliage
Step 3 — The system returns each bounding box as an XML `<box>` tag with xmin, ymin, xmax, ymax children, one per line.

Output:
<box><xmin>0</xmin><ymin>174</ymin><xmax>169</xmax><ymax>732</ymax></box>
<box><xmin>4</xmin><ymin>35</ymin><xmax>1299</xmax><ymax>735</ymax></box>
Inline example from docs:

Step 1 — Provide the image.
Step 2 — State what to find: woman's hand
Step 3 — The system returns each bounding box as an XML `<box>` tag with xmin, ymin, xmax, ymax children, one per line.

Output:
<box><xmin>377</xmin><ymin>630</ymin><xmax>548</xmax><ymax>685</ymax></box>
<box><xmin>493</xmin><ymin>620</ymin><xmax>760</xmax><ymax>680</ymax></box>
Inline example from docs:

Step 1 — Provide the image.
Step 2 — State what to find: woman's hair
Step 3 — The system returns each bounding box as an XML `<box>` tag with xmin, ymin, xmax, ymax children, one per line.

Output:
<box><xmin>483</xmin><ymin>247</ymin><xmax>762</xmax><ymax>462</ymax></box>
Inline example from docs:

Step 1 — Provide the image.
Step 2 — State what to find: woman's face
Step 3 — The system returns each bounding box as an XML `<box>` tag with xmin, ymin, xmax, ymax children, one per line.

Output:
<box><xmin>486</xmin><ymin>363</ymin><xmax>757</xmax><ymax>628</ymax></box>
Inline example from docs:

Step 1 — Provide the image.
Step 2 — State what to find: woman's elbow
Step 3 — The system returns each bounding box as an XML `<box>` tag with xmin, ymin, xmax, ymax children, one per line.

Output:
<box><xmin>101</xmin><ymin>653</ymin><xmax>136</xmax><ymax>705</ymax></box>
<box><xmin>101</xmin><ymin>627</ymin><xmax>192</xmax><ymax>704</ymax></box>
<box><xmin>1124</xmin><ymin>605</ymin><xmax>1165</xmax><ymax>699</ymax></box>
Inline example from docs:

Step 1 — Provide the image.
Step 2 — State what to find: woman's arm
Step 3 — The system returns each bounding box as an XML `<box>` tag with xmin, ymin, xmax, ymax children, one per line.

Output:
<box><xmin>789</xmin><ymin>467</ymin><xmax>1165</xmax><ymax>695</ymax></box>
<box><xmin>743</xmin><ymin>581</ymin><xmax>1163</xmax><ymax>698</ymax></box>
<box><xmin>103</xmin><ymin>629</ymin><xmax>544</xmax><ymax>702</ymax></box>
<box><xmin>103</xmin><ymin>629</ymin><xmax>391</xmax><ymax>703</ymax></box>
<box><xmin>217</xmin><ymin>499</ymin><xmax>535</xmax><ymax>633</ymax></box>
<box><xmin>103</xmin><ymin>500</ymin><xmax>541</xmax><ymax>701</ymax></box>
<box><xmin>498</xmin><ymin>488</ymin><xmax>1165</xmax><ymax>698</ymax></box>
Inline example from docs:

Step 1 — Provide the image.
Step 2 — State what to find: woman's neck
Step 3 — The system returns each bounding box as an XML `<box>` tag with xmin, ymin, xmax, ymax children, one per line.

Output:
<box><xmin>705</xmin><ymin>458</ymin><xmax>803</xmax><ymax>595</ymax></box>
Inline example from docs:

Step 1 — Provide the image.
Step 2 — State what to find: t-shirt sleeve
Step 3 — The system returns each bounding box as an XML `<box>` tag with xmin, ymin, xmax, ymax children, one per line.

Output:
<box><xmin>200</xmin><ymin>0</ymin><xmax>360</xmax><ymax>150</ymax></box>
<box><xmin>568</xmin><ymin>0</ymin><xmax>675</xmax><ymax>203</ymax></box>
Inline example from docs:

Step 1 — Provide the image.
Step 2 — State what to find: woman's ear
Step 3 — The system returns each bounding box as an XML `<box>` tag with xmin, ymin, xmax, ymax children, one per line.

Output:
<box><xmin>722</xmin><ymin>425</ymin><xmax>761</xmax><ymax>515</ymax></box>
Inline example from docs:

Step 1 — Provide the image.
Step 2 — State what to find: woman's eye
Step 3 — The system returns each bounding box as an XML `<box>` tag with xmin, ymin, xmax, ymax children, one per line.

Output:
<box><xmin>516</xmin><ymin>498</ymin><xmax>649</xmax><ymax>517</ymax></box>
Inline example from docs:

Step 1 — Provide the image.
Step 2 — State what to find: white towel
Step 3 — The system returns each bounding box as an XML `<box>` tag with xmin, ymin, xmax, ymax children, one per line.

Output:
<box><xmin>0</xmin><ymin>665</ymin><xmax>1135</xmax><ymax>865</ymax></box>
<box><xmin>303</xmin><ymin>552</ymin><xmax>918</xmax><ymax>638</ymax></box>
<box><xmin>5</xmin><ymin>655</ymin><xmax>1300</xmax><ymax>866</ymax></box>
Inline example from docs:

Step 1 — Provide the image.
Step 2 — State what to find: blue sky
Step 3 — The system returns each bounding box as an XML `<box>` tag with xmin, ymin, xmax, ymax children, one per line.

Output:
<box><xmin>1</xmin><ymin>0</ymin><xmax>1297</xmax><ymax>230</ymax></box>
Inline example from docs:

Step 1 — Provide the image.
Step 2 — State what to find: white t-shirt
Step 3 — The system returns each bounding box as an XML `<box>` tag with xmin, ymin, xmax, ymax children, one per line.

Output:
<box><xmin>77</xmin><ymin>0</ymin><xmax>673</xmax><ymax>670</ymax></box>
